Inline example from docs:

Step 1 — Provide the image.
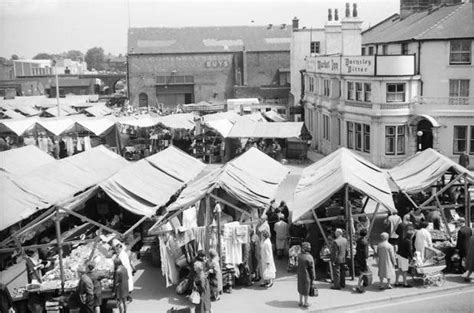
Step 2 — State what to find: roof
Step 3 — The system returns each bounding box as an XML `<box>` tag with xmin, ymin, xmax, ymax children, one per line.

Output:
<box><xmin>262</xmin><ymin>110</ymin><xmax>287</xmax><ymax>122</ymax></box>
<box><xmin>51</xmin><ymin>79</ymin><xmax>92</xmax><ymax>87</ymax></box>
<box><xmin>128</xmin><ymin>26</ymin><xmax>291</xmax><ymax>54</ymax></box>
<box><xmin>227</xmin><ymin>120</ymin><xmax>304</xmax><ymax>138</ymax></box>
<box><xmin>204</xmin><ymin>119</ymin><xmax>234</xmax><ymax>137</ymax></box>
<box><xmin>0</xmin><ymin>118</ymin><xmax>38</xmax><ymax>135</ymax></box>
<box><xmin>10</xmin><ymin>146</ymin><xmax>128</xmax><ymax>204</ymax></box>
<box><xmin>0</xmin><ymin>109</ymin><xmax>25</xmax><ymax>119</ymax></box>
<box><xmin>291</xmin><ymin>148</ymin><xmax>396</xmax><ymax>222</ymax></box>
<box><xmin>84</xmin><ymin>103</ymin><xmax>113</xmax><ymax>117</ymax></box>
<box><xmin>387</xmin><ymin>148</ymin><xmax>474</xmax><ymax>194</ymax></box>
<box><xmin>75</xmin><ymin>117</ymin><xmax>116</xmax><ymax>136</ymax></box>
<box><xmin>36</xmin><ymin>118</ymin><xmax>76</xmax><ymax>136</ymax></box>
<box><xmin>0</xmin><ymin>173</ymin><xmax>49</xmax><ymax>231</ymax></box>
<box><xmin>44</xmin><ymin>106</ymin><xmax>77</xmax><ymax>117</ymax></box>
<box><xmin>362</xmin><ymin>3</ymin><xmax>473</xmax><ymax>44</ymax></box>
<box><xmin>0</xmin><ymin>145</ymin><xmax>55</xmax><ymax>175</ymax></box>
<box><xmin>100</xmin><ymin>146</ymin><xmax>205</xmax><ymax>216</ymax></box>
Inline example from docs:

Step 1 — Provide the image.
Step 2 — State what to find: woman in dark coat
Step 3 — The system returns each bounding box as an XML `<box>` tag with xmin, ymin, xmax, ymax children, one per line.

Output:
<box><xmin>193</xmin><ymin>261</ymin><xmax>211</xmax><ymax>313</ymax></box>
<box><xmin>464</xmin><ymin>236</ymin><xmax>474</xmax><ymax>282</ymax></box>
<box><xmin>297</xmin><ymin>242</ymin><xmax>315</xmax><ymax>308</ymax></box>
<box><xmin>113</xmin><ymin>258</ymin><xmax>129</xmax><ymax>313</ymax></box>
<box><xmin>354</xmin><ymin>228</ymin><xmax>370</xmax><ymax>293</ymax></box>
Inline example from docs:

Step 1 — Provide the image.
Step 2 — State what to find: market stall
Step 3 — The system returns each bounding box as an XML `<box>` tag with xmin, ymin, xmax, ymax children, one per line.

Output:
<box><xmin>290</xmin><ymin>148</ymin><xmax>397</xmax><ymax>279</ymax></box>
<box><xmin>0</xmin><ymin>145</ymin><xmax>55</xmax><ymax>175</ymax></box>
<box><xmin>148</xmin><ymin>147</ymin><xmax>289</xmax><ymax>290</ymax></box>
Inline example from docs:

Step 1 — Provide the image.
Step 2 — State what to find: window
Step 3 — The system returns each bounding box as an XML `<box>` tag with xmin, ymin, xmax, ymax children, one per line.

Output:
<box><xmin>155</xmin><ymin>75</ymin><xmax>194</xmax><ymax>84</ymax></box>
<box><xmin>364</xmin><ymin>124</ymin><xmax>370</xmax><ymax>152</ymax></box>
<box><xmin>386</xmin><ymin>83</ymin><xmax>405</xmax><ymax>102</ymax></box>
<box><xmin>449</xmin><ymin>79</ymin><xmax>470</xmax><ymax>105</ymax></box>
<box><xmin>401</xmin><ymin>43</ymin><xmax>409</xmax><ymax>55</ymax></box>
<box><xmin>307</xmin><ymin>76</ymin><xmax>315</xmax><ymax>93</ymax></box>
<box><xmin>310</xmin><ymin>41</ymin><xmax>321</xmax><ymax>54</ymax></box>
<box><xmin>347</xmin><ymin>82</ymin><xmax>354</xmax><ymax>100</ymax></box>
<box><xmin>453</xmin><ymin>126</ymin><xmax>468</xmax><ymax>154</ymax></box>
<box><xmin>450</xmin><ymin>40</ymin><xmax>471</xmax><ymax>64</ymax></box>
<box><xmin>382</xmin><ymin>45</ymin><xmax>388</xmax><ymax>55</ymax></box>
<box><xmin>364</xmin><ymin>83</ymin><xmax>372</xmax><ymax>102</ymax></box>
<box><xmin>138</xmin><ymin>93</ymin><xmax>148</xmax><ymax>107</ymax></box>
<box><xmin>355</xmin><ymin>123</ymin><xmax>362</xmax><ymax>151</ymax></box>
<box><xmin>361</xmin><ymin>47</ymin><xmax>366</xmax><ymax>56</ymax></box>
<box><xmin>471</xmin><ymin>126</ymin><xmax>474</xmax><ymax>154</ymax></box>
<box><xmin>323</xmin><ymin>79</ymin><xmax>330</xmax><ymax>97</ymax></box>
<box><xmin>337</xmin><ymin>118</ymin><xmax>342</xmax><ymax>146</ymax></box>
<box><xmin>355</xmin><ymin>82</ymin><xmax>363</xmax><ymax>101</ymax></box>
<box><xmin>368</xmin><ymin>46</ymin><xmax>375</xmax><ymax>55</ymax></box>
<box><xmin>385</xmin><ymin>125</ymin><xmax>405</xmax><ymax>155</ymax></box>
<box><xmin>323</xmin><ymin>114</ymin><xmax>330</xmax><ymax>141</ymax></box>
<box><xmin>347</xmin><ymin>122</ymin><xmax>354</xmax><ymax>149</ymax></box>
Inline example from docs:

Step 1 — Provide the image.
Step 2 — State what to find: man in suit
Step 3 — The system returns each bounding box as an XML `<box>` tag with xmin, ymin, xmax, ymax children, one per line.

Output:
<box><xmin>456</xmin><ymin>217</ymin><xmax>472</xmax><ymax>270</ymax></box>
<box><xmin>331</xmin><ymin>228</ymin><xmax>348</xmax><ymax>289</ymax></box>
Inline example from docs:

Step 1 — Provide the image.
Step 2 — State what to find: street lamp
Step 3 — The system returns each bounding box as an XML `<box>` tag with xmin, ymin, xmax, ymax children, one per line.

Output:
<box><xmin>417</xmin><ymin>130</ymin><xmax>423</xmax><ymax>151</ymax></box>
<box><xmin>52</xmin><ymin>59</ymin><xmax>60</xmax><ymax>117</ymax></box>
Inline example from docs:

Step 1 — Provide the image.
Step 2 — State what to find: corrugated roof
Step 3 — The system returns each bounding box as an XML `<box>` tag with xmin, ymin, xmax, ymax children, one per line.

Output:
<box><xmin>362</xmin><ymin>3</ymin><xmax>473</xmax><ymax>44</ymax></box>
<box><xmin>128</xmin><ymin>26</ymin><xmax>291</xmax><ymax>54</ymax></box>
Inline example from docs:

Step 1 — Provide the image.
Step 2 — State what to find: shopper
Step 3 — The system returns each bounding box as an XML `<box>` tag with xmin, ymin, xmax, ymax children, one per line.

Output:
<box><xmin>193</xmin><ymin>261</ymin><xmax>211</xmax><ymax>313</ymax></box>
<box><xmin>354</xmin><ymin>229</ymin><xmax>370</xmax><ymax>293</ymax></box>
<box><xmin>385</xmin><ymin>212</ymin><xmax>402</xmax><ymax>249</ymax></box>
<box><xmin>377</xmin><ymin>232</ymin><xmax>396</xmax><ymax>290</ymax></box>
<box><xmin>410</xmin><ymin>208</ymin><xmax>426</xmax><ymax>229</ymax></box>
<box><xmin>113</xmin><ymin>258</ymin><xmax>129</xmax><ymax>313</ymax></box>
<box><xmin>207</xmin><ymin>249</ymin><xmax>222</xmax><ymax>301</ymax></box>
<box><xmin>297</xmin><ymin>242</ymin><xmax>315</xmax><ymax>308</ymax></box>
<box><xmin>456</xmin><ymin>217</ymin><xmax>472</xmax><ymax>268</ymax></box>
<box><xmin>0</xmin><ymin>283</ymin><xmax>13</xmax><ymax>313</ymax></box>
<box><xmin>414</xmin><ymin>221</ymin><xmax>433</xmax><ymax>260</ymax></box>
<box><xmin>260</xmin><ymin>230</ymin><xmax>276</xmax><ymax>288</ymax></box>
<box><xmin>274</xmin><ymin>214</ymin><xmax>289</xmax><ymax>259</ymax></box>
<box><xmin>464</xmin><ymin>235</ymin><xmax>474</xmax><ymax>282</ymax></box>
<box><xmin>330</xmin><ymin>228</ymin><xmax>348</xmax><ymax>290</ymax></box>
<box><xmin>112</xmin><ymin>239</ymin><xmax>135</xmax><ymax>301</ymax></box>
<box><xmin>459</xmin><ymin>151</ymin><xmax>470</xmax><ymax>168</ymax></box>
<box><xmin>77</xmin><ymin>264</ymin><xmax>94</xmax><ymax>313</ymax></box>
<box><xmin>395</xmin><ymin>230</ymin><xmax>414</xmax><ymax>288</ymax></box>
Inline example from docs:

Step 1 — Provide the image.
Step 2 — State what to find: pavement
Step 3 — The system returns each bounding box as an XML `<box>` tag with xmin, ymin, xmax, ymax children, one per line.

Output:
<box><xmin>128</xmin><ymin>253</ymin><xmax>474</xmax><ymax>313</ymax></box>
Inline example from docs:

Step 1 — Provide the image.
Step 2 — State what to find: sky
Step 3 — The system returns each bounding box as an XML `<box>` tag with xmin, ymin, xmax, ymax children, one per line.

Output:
<box><xmin>0</xmin><ymin>0</ymin><xmax>399</xmax><ymax>59</ymax></box>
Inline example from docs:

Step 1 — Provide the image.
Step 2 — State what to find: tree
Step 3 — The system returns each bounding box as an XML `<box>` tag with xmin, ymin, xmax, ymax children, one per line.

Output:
<box><xmin>10</xmin><ymin>54</ymin><xmax>19</xmax><ymax>60</ymax></box>
<box><xmin>85</xmin><ymin>47</ymin><xmax>105</xmax><ymax>71</ymax></box>
<box><xmin>33</xmin><ymin>53</ymin><xmax>53</xmax><ymax>60</ymax></box>
<box><xmin>66</xmin><ymin>50</ymin><xmax>84</xmax><ymax>61</ymax></box>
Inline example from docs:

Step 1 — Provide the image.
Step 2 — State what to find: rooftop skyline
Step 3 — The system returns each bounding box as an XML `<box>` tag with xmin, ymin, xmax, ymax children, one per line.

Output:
<box><xmin>0</xmin><ymin>0</ymin><xmax>399</xmax><ymax>59</ymax></box>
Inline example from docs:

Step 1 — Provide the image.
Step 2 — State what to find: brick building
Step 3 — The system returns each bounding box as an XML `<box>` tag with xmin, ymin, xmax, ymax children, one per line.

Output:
<box><xmin>127</xmin><ymin>26</ymin><xmax>291</xmax><ymax>111</ymax></box>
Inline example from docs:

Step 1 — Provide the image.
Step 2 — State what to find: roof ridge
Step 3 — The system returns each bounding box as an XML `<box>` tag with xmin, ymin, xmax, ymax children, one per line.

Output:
<box><xmin>414</xmin><ymin>2</ymin><xmax>466</xmax><ymax>39</ymax></box>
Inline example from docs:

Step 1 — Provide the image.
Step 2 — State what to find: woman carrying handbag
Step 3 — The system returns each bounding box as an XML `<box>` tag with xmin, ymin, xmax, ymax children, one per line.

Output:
<box><xmin>193</xmin><ymin>262</ymin><xmax>211</xmax><ymax>313</ymax></box>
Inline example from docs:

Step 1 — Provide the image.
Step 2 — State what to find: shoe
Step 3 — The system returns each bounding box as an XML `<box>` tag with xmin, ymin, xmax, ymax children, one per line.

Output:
<box><xmin>330</xmin><ymin>286</ymin><xmax>341</xmax><ymax>290</ymax></box>
<box><xmin>303</xmin><ymin>303</ymin><xmax>311</xmax><ymax>308</ymax></box>
<box><xmin>394</xmin><ymin>283</ymin><xmax>403</xmax><ymax>287</ymax></box>
<box><xmin>464</xmin><ymin>278</ymin><xmax>471</xmax><ymax>282</ymax></box>
<box><xmin>379</xmin><ymin>285</ymin><xmax>385</xmax><ymax>290</ymax></box>
<box><xmin>266</xmin><ymin>282</ymin><xmax>274</xmax><ymax>288</ymax></box>
<box><xmin>403</xmin><ymin>284</ymin><xmax>413</xmax><ymax>288</ymax></box>
<box><xmin>260</xmin><ymin>283</ymin><xmax>267</xmax><ymax>287</ymax></box>
<box><xmin>298</xmin><ymin>302</ymin><xmax>303</xmax><ymax>307</ymax></box>
<box><xmin>386</xmin><ymin>285</ymin><xmax>393</xmax><ymax>289</ymax></box>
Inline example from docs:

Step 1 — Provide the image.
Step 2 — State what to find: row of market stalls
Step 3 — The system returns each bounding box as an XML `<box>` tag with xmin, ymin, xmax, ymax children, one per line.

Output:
<box><xmin>0</xmin><ymin>144</ymin><xmax>208</xmax><ymax>309</ymax></box>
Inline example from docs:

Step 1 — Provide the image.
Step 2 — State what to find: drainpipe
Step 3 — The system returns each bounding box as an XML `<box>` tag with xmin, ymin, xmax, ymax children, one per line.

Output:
<box><xmin>126</xmin><ymin>54</ymin><xmax>131</xmax><ymax>103</ymax></box>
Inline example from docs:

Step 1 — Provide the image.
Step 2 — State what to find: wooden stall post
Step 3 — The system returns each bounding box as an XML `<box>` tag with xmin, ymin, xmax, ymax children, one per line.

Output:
<box><xmin>205</xmin><ymin>195</ymin><xmax>211</xmax><ymax>253</ymax></box>
<box><xmin>464</xmin><ymin>179</ymin><xmax>471</xmax><ymax>225</ymax></box>
<box><xmin>345</xmin><ymin>185</ymin><xmax>355</xmax><ymax>280</ymax></box>
<box><xmin>216</xmin><ymin>201</ymin><xmax>223</xmax><ymax>271</ymax></box>
<box><xmin>54</xmin><ymin>208</ymin><xmax>65</xmax><ymax>293</ymax></box>
<box><xmin>367</xmin><ymin>203</ymin><xmax>381</xmax><ymax>239</ymax></box>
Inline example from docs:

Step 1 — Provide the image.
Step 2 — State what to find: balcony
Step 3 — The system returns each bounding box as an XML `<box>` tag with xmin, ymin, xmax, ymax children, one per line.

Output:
<box><xmin>413</xmin><ymin>96</ymin><xmax>472</xmax><ymax>106</ymax></box>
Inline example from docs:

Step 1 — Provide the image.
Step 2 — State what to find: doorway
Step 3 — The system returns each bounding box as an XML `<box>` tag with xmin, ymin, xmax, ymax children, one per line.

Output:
<box><xmin>416</xmin><ymin>119</ymin><xmax>433</xmax><ymax>151</ymax></box>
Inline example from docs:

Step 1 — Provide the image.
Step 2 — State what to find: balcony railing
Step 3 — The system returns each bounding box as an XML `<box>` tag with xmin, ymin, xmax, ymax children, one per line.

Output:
<box><xmin>413</xmin><ymin>96</ymin><xmax>472</xmax><ymax>106</ymax></box>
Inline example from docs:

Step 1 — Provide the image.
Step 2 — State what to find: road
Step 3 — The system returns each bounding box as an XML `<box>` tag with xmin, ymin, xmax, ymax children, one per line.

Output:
<box><xmin>330</xmin><ymin>288</ymin><xmax>474</xmax><ymax>313</ymax></box>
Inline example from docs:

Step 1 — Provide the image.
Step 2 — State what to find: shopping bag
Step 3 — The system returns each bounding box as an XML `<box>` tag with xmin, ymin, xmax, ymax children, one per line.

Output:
<box><xmin>309</xmin><ymin>286</ymin><xmax>318</xmax><ymax>297</ymax></box>
<box><xmin>189</xmin><ymin>290</ymin><xmax>200</xmax><ymax>304</ymax></box>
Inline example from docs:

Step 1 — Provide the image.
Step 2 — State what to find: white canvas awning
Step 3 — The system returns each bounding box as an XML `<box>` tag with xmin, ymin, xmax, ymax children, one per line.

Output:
<box><xmin>0</xmin><ymin>145</ymin><xmax>55</xmax><ymax>175</ymax></box>
<box><xmin>228</xmin><ymin>120</ymin><xmax>305</xmax><ymax>139</ymax></box>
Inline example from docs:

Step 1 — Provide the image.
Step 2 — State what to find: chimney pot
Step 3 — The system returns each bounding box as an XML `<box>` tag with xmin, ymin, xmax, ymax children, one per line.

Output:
<box><xmin>335</xmin><ymin>9</ymin><xmax>339</xmax><ymax>21</ymax></box>
<box><xmin>267</xmin><ymin>24</ymin><xmax>273</xmax><ymax>29</ymax></box>
<box><xmin>345</xmin><ymin>3</ymin><xmax>350</xmax><ymax>17</ymax></box>
<box><xmin>328</xmin><ymin>8</ymin><xmax>333</xmax><ymax>21</ymax></box>
<box><xmin>353</xmin><ymin>3</ymin><xmax>358</xmax><ymax>17</ymax></box>
<box><xmin>292</xmin><ymin>17</ymin><xmax>299</xmax><ymax>30</ymax></box>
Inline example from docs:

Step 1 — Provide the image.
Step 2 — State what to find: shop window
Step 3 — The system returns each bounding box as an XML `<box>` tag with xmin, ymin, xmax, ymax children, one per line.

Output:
<box><xmin>347</xmin><ymin>82</ymin><xmax>354</xmax><ymax>100</ymax></box>
<box><xmin>364</xmin><ymin>83</ymin><xmax>371</xmax><ymax>102</ymax></box>
<box><xmin>450</xmin><ymin>40</ymin><xmax>471</xmax><ymax>65</ymax></box>
<box><xmin>449</xmin><ymin>79</ymin><xmax>470</xmax><ymax>105</ymax></box>
<box><xmin>401</xmin><ymin>43</ymin><xmax>409</xmax><ymax>55</ymax></box>
<box><xmin>368</xmin><ymin>46</ymin><xmax>375</xmax><ymax>55</ymax></box>
<box><xmin>355</xmin><ymin>82</ymin><xmax>363</xmax><ymax>101</ymax></box>
<box><xmin>453</xmin><ymin>125</ymin><xmax>468</xmax><ymax>154</ymax></box>
<box><xmin>385</xmin><ymin>125</ymin><xmax>405</xmax><ymax>155</ymax></box>
<box><xmin>310</xmin><ymin>41</ymin><xmax>321</xmax><ymax>54</ymax></box>
<box><xmin>347</xmin><ymin>122</ymin><xmax>354</xmax><ymax>149</ymax></box>
<box><xmin>323</xmin><ymin>114</ymin><xmax>330</xmax><ymax>141</ymax></box>
<box><xmin>382</xmin><ymin>45</ymin><xmax>388</xmax><ymax>55</ymax></box>
<box><xmin>361</xmin><ymin>47</ymin><xmax>366</xmax><ymax>56</ymax></box>
<box><xmin>386</xmin><ymin>83</ymin><xmax>405</xmax><ymax>102</ymax></box>
<box><xmin>138</xmin><ymin>93</ymin><xmax>148</xmax><ymax>107</ymax></box>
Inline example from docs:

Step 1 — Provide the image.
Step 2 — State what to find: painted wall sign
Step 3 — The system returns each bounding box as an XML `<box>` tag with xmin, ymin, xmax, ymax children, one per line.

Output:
<box><xmin>342</xmin><ymin>56</ymin><xmax>374</xmax><ymax>75</ymax></box>
<box><xmin>205</xmin><ymin>60</ymin><xmax>230</xmax><ymax>68</ymax></box>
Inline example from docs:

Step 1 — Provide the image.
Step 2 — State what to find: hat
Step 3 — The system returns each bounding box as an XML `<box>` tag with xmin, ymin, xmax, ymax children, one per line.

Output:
<box><xmin>301</xmin><ymin>242</ymin><xmax>311</xmax><ymax>252</ymax></box>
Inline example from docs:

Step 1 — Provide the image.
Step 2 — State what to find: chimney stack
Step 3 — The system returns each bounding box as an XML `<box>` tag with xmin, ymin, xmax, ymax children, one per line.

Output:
<box><xmin>335</xmin><ymin>9</ymin><xmax>339</xmax><ymax>21</ymax></box>
<box><xmin>292</xmin><ymin>17</ymin><xmax>299</xmax><ymax>31</ymax></box>
<box><xmin>328</xmin><ymin>8</ymin><xmax>333</xmax><ymax>21</ymax></box>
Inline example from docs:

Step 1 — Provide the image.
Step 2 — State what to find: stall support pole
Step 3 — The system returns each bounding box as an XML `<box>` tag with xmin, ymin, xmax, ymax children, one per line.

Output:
<box><xmin>367</xmin><ymin>203</ymin><xmax>381</xmax><ymax>239</ymax></box>
<box><xmin>216</xmin><ymin>202</ymin><xmax>223</xmax><ymax>271</ymax></box>
<box><xmin>311</xmin><ymin>209</ymin><xmax>329</xmax><ymax>247</ymax></box>
<box><xmin>464</xmin><ymin>180</ymin><xmax>471</xmax><ymax>225</ymax></box>
<box><xmin>345</xmin><ymin>185</ymin><xmax>355</xmax><ymax>280</ymax></box>
<box><xmin>434</xmin><ymin>195</ymin><xmax>453</xmax><ymax>238</ymax></box>
<box><xmin>205</xmin><ymin>195</ymin><xmax>211</xmax><ymax>253</ymax></box>
<box><xmin>54</xmin><ymin>209</ymin><xmax>65</xmax><ymax>293</ymax></box>
<box><xmin>419</xmin><ymin>173</ymin><xmax>466</xmax><ymax>209</ymax></box>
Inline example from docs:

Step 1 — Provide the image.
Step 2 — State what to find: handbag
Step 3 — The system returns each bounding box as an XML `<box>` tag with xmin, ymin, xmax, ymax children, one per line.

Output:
<box><xmin>309</xmin><ymin>286</ymin><xmax>318</xmax><ymax>297</ymax></box>
<box><xmin>189</xmin><ymin>289</ymin><xmax>200</xmax><ymax>305</ymax></box>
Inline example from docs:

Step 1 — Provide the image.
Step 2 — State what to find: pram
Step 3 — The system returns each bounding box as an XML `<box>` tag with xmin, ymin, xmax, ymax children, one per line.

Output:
<box><xmin>288</xmin><ymin>244</ymin><xmax>302</xmax><ymax>272</ymax></box>
<box><xmin>411</xmin><ymin>247</ymin><xmax>446</xmax><ymax>287</ymax></box>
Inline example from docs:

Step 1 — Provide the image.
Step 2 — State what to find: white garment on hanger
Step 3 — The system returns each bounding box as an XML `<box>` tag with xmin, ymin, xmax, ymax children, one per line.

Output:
<box><xmin>66</xmin><ymin>137</ymin><xmax>74</xmax><ymax>156</ymax></box>
<box><xmin>83</xmin><ymin>136</ymin><xmax>92</xmax><ymax>150</ymax></box>
<box><xmin>76</xmin><ymin>137</ymin><xmax>83</xmax><ymax>152</ymax></box>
